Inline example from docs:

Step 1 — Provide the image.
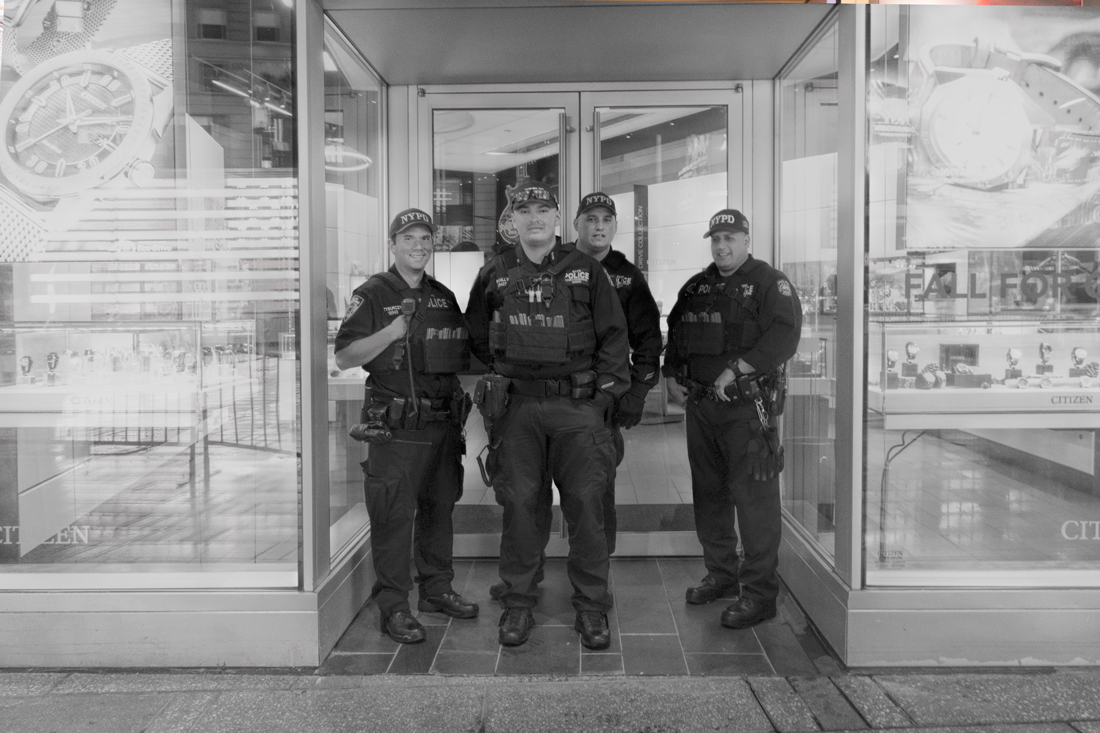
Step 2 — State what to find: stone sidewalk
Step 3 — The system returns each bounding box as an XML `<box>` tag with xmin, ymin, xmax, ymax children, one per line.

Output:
<box><xmin>1</xmin><ymin>669</ymin><xmax>1099</xmax><ymax>732</ymax></box>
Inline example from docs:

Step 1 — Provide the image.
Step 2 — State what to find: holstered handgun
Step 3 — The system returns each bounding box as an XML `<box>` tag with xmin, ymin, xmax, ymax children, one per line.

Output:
<box><xmin>473</xmin><ymin>374</ymin><xmax>512</xmax><ymax>486</ymax></box>
<box><xmin>569</xmin><ymin>370</ymin><xmax>596</xmax><ymax>399</ymax></box>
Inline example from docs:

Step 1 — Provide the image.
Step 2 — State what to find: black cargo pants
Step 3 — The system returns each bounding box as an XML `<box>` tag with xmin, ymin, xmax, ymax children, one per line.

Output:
<box><xmin>362</xmin><ymin>420</ymin><xmax>463</xmax><ymax>620</ymax></box>
<box><xmin>493</xmin><ymin>394</ymin><xmax>616</xmax><ymax>613</ymax></box>
<box><xmin>685</xmin><ymin>398</ymin><xmax>782</xmax><ymax>604</ymax></box>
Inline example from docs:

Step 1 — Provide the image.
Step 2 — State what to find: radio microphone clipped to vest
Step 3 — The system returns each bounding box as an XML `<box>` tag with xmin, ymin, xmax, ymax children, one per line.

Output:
<box><xmin>400</xmin><ymin>297</ymin><xmax>419</xmax><ymax>415</ymax></box>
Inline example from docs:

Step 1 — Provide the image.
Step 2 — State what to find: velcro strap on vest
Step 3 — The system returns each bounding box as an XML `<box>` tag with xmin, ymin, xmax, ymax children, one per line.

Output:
<box><xmin>508</xmin><ymin>378</ymin><xmax>573</xmax><ymax>398</ymax></box>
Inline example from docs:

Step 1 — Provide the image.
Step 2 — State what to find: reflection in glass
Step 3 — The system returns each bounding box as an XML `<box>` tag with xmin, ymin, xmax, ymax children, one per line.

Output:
<box><xmin>866</xmin><ymin>6</ymin><xmax>1100</xmax><ymax>586</ymax></box>
<box><xmin>0</xmin><ymin>0</ymin><xmax>299</xmax><ymax>586</ymax></box>
<box><xmin>597</xmin><ymin>106</ymin><xmax>727</xmax><ymax>317</ymax></box>
<box><xmin>777</xmin><ymin>22</ymin><xmax>839</xmax><ymax>562</ymax></box>
<box><xmin>323</xmin><ymin>23</ymin><xmax>386</xmax><ymax>560</ymax></box>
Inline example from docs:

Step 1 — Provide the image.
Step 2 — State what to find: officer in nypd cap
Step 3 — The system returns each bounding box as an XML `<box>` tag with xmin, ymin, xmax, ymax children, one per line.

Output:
<box><xmin>485</xmin><ymin>191</ymin><xmax>661</xmax><ymax>601</ymax></box>
<box><xmin>334</xmin><ymin>207</ymin><xmax>478</xmax><ymax>644</ymax></box>
<box><xmin>663</xmin><ymin>208</ymin><xmax>802</xmax><ymax>630</ymax></box>
<box><xmin>466</xmin><ymin>181</ymin><xmax>630</xmax><ymax>650</ymax></box>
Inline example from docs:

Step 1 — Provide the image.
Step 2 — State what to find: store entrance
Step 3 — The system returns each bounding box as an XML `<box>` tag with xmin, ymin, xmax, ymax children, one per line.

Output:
<box><xmin>419</xmin><ymin>87</ymin><xmax>744</xmax><ymax>557</ymax></box>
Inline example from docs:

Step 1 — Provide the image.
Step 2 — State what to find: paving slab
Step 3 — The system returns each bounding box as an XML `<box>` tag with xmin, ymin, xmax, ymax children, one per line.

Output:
<box><xmin>789</xmin><ymin>676</ymin><xmax>867</xmax><ymax>730</ymax></box>
<box><xmin>1071</xmin><ymin>723</ymin><xmax>1100</xmax><ymax>733</ymax></box>
<box><xmin>747</xmin><ymin>676</ymin><xmax>820</xmax><ymax>733</ymax></box>
<box><xmin>0</xmin><ymin>692</ymin><xmax>168</xmax><ymax>733</ymax></box>
<box><xmin>144</xmin><ymin>692</ymin><xmax>219</xmax><ymax>733</ymax></box>
<box><xmin>876</xmin><ymin>673</ymin><xmax>1100</xmax><ymax>726</ymax></box>
<box><xmin>186</xmin><ymin>687</ymin><xmax>483</xmax><ymax>733</ymax></box>
<box><xmin>52</xmin><ymin>672</ymin><xmax>300</xmax><ymax>694</ymax></box>
<box><xmin>0</xmin><ymin>673</ymin><xmax>67</xmax><ymax>697</ymax></box>
<box><xmin>831</xmin><ymin>675</ymin><xmax>912</xmax><ymax>728</ymax></box>
<box><xmin>483</xmin><ymin>679</ymin><xmax>772</xmax><ymax>733</ymax></box>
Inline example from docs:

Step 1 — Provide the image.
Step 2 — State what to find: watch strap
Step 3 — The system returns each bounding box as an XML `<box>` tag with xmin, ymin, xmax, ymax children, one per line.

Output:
<box><xmin>0</xmin><ymin>192</ymin><xmax>47</xmax><ymax>263</ymax></box>
<box><xmin>8</xmin><ymin>0</ymin><xmax>120</xmax><ymax>75</ymax></box>
<box><xmin>117</xmin><ymin>39</ymin><xmax>175</xmax><ymax>85</ymax></box>
<box><xmin>923</xmin><ymin>41</ymin><xmax>1100</xmax><ymax>134</ymax></box>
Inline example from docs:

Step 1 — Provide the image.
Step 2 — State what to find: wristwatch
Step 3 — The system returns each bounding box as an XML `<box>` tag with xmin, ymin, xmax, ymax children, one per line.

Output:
<box><xmin>0</xmin><ymin>40</ymin><xmax>174</xmax><ymax>202</ymax></box>
<box><xmin>916</xmin><ymin>40</ymin><xmax>1100</xmax><ymax>190</ymax></box>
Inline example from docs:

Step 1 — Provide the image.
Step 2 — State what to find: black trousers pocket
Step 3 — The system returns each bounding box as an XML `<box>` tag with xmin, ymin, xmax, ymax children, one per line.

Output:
<box><xmin>362</xmin><ymin>469</ymin><xmax>405</xmax><ymax>526</ymax></box>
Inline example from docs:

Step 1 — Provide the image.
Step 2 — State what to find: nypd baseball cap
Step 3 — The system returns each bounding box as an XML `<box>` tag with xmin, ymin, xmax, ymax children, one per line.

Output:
<box><xmin>510</xmin><ymin>181</ymin><xmax>558</xmax><ymax>209</ymax></box>
<box><xmin>388</xmin><ymin>208</ymin><xmax>436</xmax><ymax>239</ymax></box>
<box><xmin>576</xmin><ymin>192</ymin><xmax>617</xmax><ymax>218</ymax></box>
<box><xmin>704</xmin><ymin>209</ymin><xmax>750</xmax><ymax>238</ymax></box>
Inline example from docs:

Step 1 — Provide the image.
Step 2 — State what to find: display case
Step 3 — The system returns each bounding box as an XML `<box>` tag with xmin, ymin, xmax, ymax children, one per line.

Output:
<box><xmin>869</xmin><ymin>320</ymin><xmax>1100</xmax><ymax>430</ymax></box>
<box><xmin>0</xmin><ymin>320</ymin><xmax>265</xmax><ymax>562</ymax></box>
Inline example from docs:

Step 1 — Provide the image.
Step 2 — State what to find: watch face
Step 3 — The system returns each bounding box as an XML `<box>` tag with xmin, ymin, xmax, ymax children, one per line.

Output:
<box><xmin>920</xmin><ymin>76</ymin><xmax>1033</xmax><ymax>189</ymax></box>
<box><xmin>0</xmin><ymin>49</ymin><xmax>156</xmax><ymax>199</ymax></box>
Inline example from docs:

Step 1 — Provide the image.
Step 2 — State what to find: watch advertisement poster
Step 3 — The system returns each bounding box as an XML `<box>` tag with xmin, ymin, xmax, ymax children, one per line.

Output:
<box><xmin>871</xmin><ymin>7</ymin><xmax>1100</xmax><ymax>253</ymax></box>
<box><xmin>0</xmin><ymin>0</ymin><xmax>173</xmax><ymax>264</ymax></box>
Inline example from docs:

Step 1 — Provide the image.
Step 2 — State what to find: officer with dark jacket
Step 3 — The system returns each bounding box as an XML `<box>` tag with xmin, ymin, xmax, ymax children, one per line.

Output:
<box><xmin>571</xmin><ymin>192</ymin><xmax>662</xmax><ymax>546</ymax></box>
<box><xmin>467</xmin><ymin>181</ymin><xmax>630</xmax><ymax>650</ymax></box>
<box><xmin>335</xmin><ymin>208</ymin><xmax>477</xmax><ymax>644</ymax></box>
<box><xmin>663</xmin><ymin>209</ymin><xmax>802</xmax><ymax>630</ymax></box>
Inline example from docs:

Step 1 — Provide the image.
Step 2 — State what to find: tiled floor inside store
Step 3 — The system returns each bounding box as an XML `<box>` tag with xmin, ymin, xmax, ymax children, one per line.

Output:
<box><xmin>320</xmin><ymin>557</ymin><xmax>841</xmax><ymax>677</ymax></box>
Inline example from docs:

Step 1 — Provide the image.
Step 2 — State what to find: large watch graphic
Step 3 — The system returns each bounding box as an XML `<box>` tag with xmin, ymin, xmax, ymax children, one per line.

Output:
<box><xmin>917</xmin><ymin>40</ymin><xmax>1100</xmax><ymax>190</ymax></box>
<box><xmin>0</xmin><ymin>41</ymin><xmax>173</xmax><ymax>201</ymax></box>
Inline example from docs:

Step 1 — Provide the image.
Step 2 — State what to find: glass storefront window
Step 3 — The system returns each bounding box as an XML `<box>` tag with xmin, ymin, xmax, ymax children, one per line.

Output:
<box><xmin>322</xmin><ymin>22</ymin><xmax>385</xmax><ymax>561</ymax></box>
<box><xmin>866</xmin><ymin>5</ymin><xmax>1100</xmax><ymax>586</ymax></box>
<box><xmin>0</xmin><ymin>0</ymin><xmax>299</xmax><ymax>588</ymax></box>
<box><xmin>777</xmin><ymin>20</ymin><xmax>839</xmax><ymax>563</ymax></box>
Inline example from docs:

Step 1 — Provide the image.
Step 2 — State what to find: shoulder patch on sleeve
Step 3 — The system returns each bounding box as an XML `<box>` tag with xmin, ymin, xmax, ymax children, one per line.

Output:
<box><xmin>777</xmin><ymin>280</ymin><xmax>792</xmax><ymax>297</ymax></box>
<box><xmin>343</xmin><ymin>295</ymin><xmax>364</xmax><ymax>322</ymax></box>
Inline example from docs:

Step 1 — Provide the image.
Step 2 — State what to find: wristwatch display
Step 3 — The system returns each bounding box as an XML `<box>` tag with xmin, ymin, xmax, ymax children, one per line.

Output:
<box><xmin>1069</xmin><ymin>347</ymin><xmax>1088</xmax><ymax>377</ymax></box>
<box><xmin>916</xmin><ymin>40</ymin><xmax>1100</xmax><ymax>190</ymax></box>
<box><xmin>1036</xmin><ymin>342</ymin><xmax>1054</xmax><ymax>375</ymax></box>
<box><xmin>1005</xmin><ymin>347</ymin><xmax>1023</xmax><ymax>379</ymax></box>
<box><xmin>0</xmin><ymin>41</ymin><xmax>174</xmax><ymax>202</ymax></box>
<box><xmin>902</xmin><ymin>342</ymin><xmax>920</xmax><ymax>377</ymax></box>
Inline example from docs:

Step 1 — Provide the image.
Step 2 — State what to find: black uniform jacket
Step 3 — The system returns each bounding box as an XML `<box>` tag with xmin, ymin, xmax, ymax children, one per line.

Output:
<box><xmin>467</xmin><ymin>241</ymin><xmax>630</xmax><ymax>399</ymax></box>
<box><xmin>335</xmin><ymin>266</ymin><xmax>463</xmax><ymax>401</ymax></box>
<box><xmin>568</xmin><ymin>244</ymin><xmax>663</xmax><ymax>399</ymax></box>
<box><xmin>663</xmin><ymin>256</ymin><xmax>802</xmax><ymax>384</ymax></box>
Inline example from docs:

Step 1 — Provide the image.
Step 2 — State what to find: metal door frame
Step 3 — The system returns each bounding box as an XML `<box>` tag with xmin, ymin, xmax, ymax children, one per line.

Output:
<box><xmin>416</xmin><ymin>84</ymin><xmax>751</xmax><ymax>557</ymax></box>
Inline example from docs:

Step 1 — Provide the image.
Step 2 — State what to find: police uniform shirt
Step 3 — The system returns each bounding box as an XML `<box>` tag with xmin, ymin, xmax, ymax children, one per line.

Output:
<box><xmin>569</xmin><ymin>245</ymin><xmax>663</xmax><ymax>395</ymax></box>
<box><xmin>467</xmin><ymin>241</ymin><xmax>631</xmax><ymax>399</ymax></box>
<box><xmin>335</xmin><ymin>266</ymin><xmax>463</xmax><ymax>400</ymax></box>
<box><xmin>663</xmin><ymin>255</ymin><xmax>802</xmax><ymax>385</ymax></box>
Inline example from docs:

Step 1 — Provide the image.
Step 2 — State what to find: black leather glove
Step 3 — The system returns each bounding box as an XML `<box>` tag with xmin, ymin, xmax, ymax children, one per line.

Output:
<box><xmin>613</xmin><ymin>391</ymin><xmax>646</xmax><ymax>429</ymax></box>
<box><xmin>745</xmin><ymin>425</ymin><xmax>785</xmax><ymax>481</ymax></box>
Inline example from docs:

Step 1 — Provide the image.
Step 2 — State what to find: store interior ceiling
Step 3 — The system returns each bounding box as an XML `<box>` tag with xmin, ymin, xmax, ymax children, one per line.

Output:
<box><xmin>323</xmin><ymin>1</ymin><xmax>833</xmax><ymax>86</ymax></box>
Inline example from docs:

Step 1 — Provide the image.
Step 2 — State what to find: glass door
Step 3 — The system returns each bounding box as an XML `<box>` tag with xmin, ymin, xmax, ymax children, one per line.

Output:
<box><xmin>582</xmin><ymin>90</ymin><xmax>743</xmax><ymax>554</ymax></box>
<box><xmin>419</xmin><ymin>92</ymin><xmax>579</xmax><ymax>555</ymax></box>
<box><xmin>419</xmin><ymin>88</ymin><xmax>743</xmax><ymax>556</ymax></box>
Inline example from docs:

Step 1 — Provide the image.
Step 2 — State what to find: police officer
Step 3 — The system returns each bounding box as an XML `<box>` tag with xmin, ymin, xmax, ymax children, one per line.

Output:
<box><xmin>663</xmin><ymin>209</ymin><xmax>802</xmax><ymax>629</ymax></box>
<box><xmin>486</xmin><ymin>192</ymin><xmax>662</xmax><ymax>600</ymax></box>
<box><xmin>467</xmin><ymin>181</ymin><xmax>630</xmax><ymax>649</ymax></box>
<box><xmin>334</xmin><ymin>208</ymin><xmax>477</xmax><ymax>644</ymax></box>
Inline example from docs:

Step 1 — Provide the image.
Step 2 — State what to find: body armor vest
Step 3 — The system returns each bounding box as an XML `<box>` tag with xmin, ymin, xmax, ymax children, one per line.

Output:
<box><xmin>363</xmin><ymin>272</ymin><xmax>470</xmax><ymax>375</ymax></box>
<box><xmin>488</xmin><ymin>247</ymin><xmax>598</xmax><ymax>366</ymax></box>
<box><xmin>676</xmin><ymin>275</ymin><xmax>762</xmax><ymax>359</ymax></box>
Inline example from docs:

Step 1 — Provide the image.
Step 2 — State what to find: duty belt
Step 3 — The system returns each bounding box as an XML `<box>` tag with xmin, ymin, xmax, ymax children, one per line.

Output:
<box><xmin>508</xmin><ymin>371</ymin><xmax>597</xmax><ymax>400</ymax></box>
<box><xmin>372</xmin><ymin>395</ymin><xmax>452</xmax><ymax>429</ymax></box>
<box><xmin>508</xmin><ymin>378</ymin><xmax>573</xmax><ymax>398</ymax></box>
<box><xmin>680</xmin><ymin>374</ymin><xmax>763</xmax><ymax>406</ymax></box>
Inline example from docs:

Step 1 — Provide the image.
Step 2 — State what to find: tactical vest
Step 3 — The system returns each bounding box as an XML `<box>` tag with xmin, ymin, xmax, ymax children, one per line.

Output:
<box><xmin>363</xmin><ymin>272</ymin><xmax>471</xmax><ymax>375</ymax></box>
<box><xmin>488</xmin><ymin>247</ymin><xmax>598</xmax><ymax>366</ymax></box>
<box><xmin>676</xmin><ymin>274</ymin><xmax>762</xmax><ymax>358</ymax></box>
